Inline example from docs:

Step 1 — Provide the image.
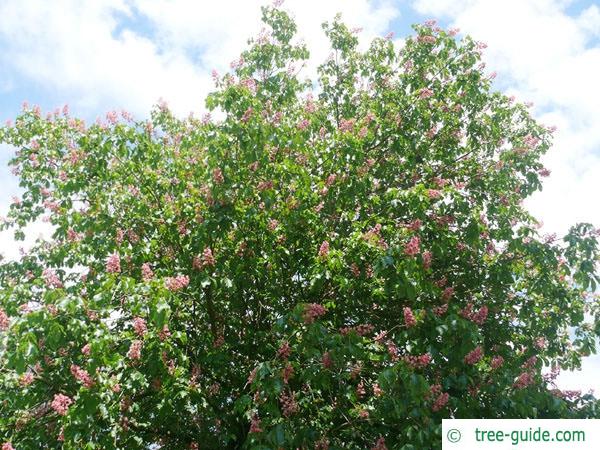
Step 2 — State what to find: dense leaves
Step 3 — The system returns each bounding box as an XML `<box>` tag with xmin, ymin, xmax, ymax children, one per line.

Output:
<box><xmin>1</xmin><ymin>5</ymin><xmax>599</xmax><ymax>449</ymax></box>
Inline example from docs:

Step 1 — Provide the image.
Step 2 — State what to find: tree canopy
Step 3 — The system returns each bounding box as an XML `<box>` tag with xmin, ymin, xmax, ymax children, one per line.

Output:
<box><xmin>1</xmin><ymin>4</ymin><xmax>599</xmax><ymax>449</ymax></box>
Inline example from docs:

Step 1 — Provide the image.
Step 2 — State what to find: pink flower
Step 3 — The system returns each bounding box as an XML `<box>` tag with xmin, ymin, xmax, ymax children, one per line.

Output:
<box><xmin>464</xmin><ymin>346</ymin><xmax>483</xmax><ymax>365</ymax></box>
<box><xmin>133</xmin><ymin>317</ymin><xmax>147</xmax><ymax>337</ymax></box>
<box><xmin>2</xmin><ymin>443</ymin><xmax>15</xmax><ymax>450</ymax></box>
<box><xmin>106</xmin><ymin>111</ymin><xmax>118</xmax><ymax>124</ymax></box>
<box><xmin>386</xmin><ymin>340</ymin><xmax>399</xmax><ymax>361</ymax></box>
<box><xmin>51</xmin><ymin>393</ymin><xmax>73</xmax><ymax>416</ymax></box>
<box><xmin>404</xmin><ymin>352</ymin><xmax>432</xmax><ymax>369</ymax></box>
<box><xmin>158</xmin><ymin>325</ymin><xmax>171</xmax><ymax>341</ymax></box>
<box><xmin>461</xmin><ymin>303</ymin><xmax>488</xmax><ymax>325</ymax></box>
<box><xmin>282</xmin><ymin>363</ymin><xmax>294</xmax><ymax>384</ymax></box>
<box><xmin>67</xmin><ymin>228</ymin><xmax>81</xmax><ymax>242</ymax></box>
<box><xmin>339</xmin><ymin>118</ymin><xmax>355</xmax><ymax>133</ymax></box>
<box><xmin>513</xmin><ymin>372</ymin><xmax>534</xmax><ymax>389</ymax></box>
<box><xmin>106</xmin><ymin>252</ymin><xmax>121</xmax><ymax>274</ymax></box>
<box><xmin>322</xmin><ymin>351</ymin><xmax>333</xmax><ymax>369</ymax></box>
<box><xmin>213</xmin><ymin>168</ymin><xmax>224</xmax><ymax>184</ymax></box>
<box><xmin>538</xmin><ymin>168</ymin><xmax>551</xmax><ymax>177</ymax></box>
<box><xmin>471</xmin><ymin>306</ymin><xmax>488</xmax><ymax>325</ymax></box>
<box><xmin>277</xmin><ymin>341</ymin><xmax>291</xmax><ymax>359</ymax></box>
<box><xmin>165</xmin><ymin>274</ymin><xmax>190</xmax><ymax>292</ymax></box>
<box><xmin>422</xmin><ymin>250</ymin><xmax>432</xmax><ymax>269</ymax></box>
<box><xmin>318</xmin><ymin>240</ymin><xmax>330</xmax><ymax>258</ymax></box>
<box><xmin>81</xmin><ymin>343</ymin><xmax>91</xmax><ymax>356</ymax></box>
<box><xmin>441</xmin><ymin>286</ymin><xmax>454</xmax><ymax>302</ymax></box>
<box><xmin>371</xmin><ymin>437</ymin><xmax>388</xmax><ymax>450</ymax></box>
<box><xmin>70</xmin><ymin>364</ymin><xmax>94</xmax><ymax>388</ymax></box>
<box><xmin>534</xmin><ymin>337</ymin><xmax>547</xmax><ymax>350</ymax></box>
<box><xmin>404</xmin><ymin>236</ymin><xmax>420</xmax><ymax>256</ymax></box>
<box><xmin>433</xmin><ymin>304</ymin><xmax>448</xmax><ymax>316</ymax></box>
<box><xmin>241</xmin><ymin>107</ymin><xmax>253</xmax><ymax>123</ymax></box>
<box><xmin>42</xmin><ymin>268</ymin><xmax>63</xmax><ymax>289</ymax></box>
<box><xmin>0</xmin><ymin>309</ymin><xmax>9</xmax><ymax>331</ymax></box>
<box><xmin>407</xmin><ymin>219</ymin><xmax>422</xmax><ymax>231</ymax></box>
<box><xmin>194</xmin><ymin>247</ymin><xmax>216</xmax><ymax>270</ymax></box>
<box><xmin>427</xmin><ymin>189</ymin><xmax>442</xmax><ymax>199</ymax></box>
<box><xmin>419</xmin><ymin>88</ymin><xmax>434</xmax><ymax>99</ymax></box>
<box><xmin>303</xmin><ymin>303</ymin><xmax>327</xmax><ymax>324</ymax></box>
<box><xmin>522</xmin><ymin>356</ymin><xmax>538</xmax><ymax>369</ymax></box>
<box><xmin>432</xmin><ymin>392</ymin><xmax>449</xmax><ymax>411</ymax></box>
<box><xmin>141</xmin><ymin>263</ymin><xmax>154</xmax><ymax>281</ymax></box>
<box><xmin>418</xmin><ymin>35</ymin><xmax>436</xmax><ymax>44</ymax></box>
<box><xmin>491</xmin><ymin>355</ymin><xmax>504</xmax><ymax>370</ymax></box>
<box><xmin>297</xmin><ymin>119</ymin><xmax>310</xmax><ymax>130</ymax></box>
<box><xmin>280</xmin><ymin>390</ymin><xmax>298</xmax><ymax>417</ymax></box>
<box><xmin>241</xmin><ymin>78</ymin><xmax>257</xmax><ymax>94</ymax></box>
<box><xmin>127</xmin><ymin>340</ymin><xmax>142</xmax><ymax>360</ymax></box>
<box><xmin>249</xmin><ymin>414</ymin><xmax>263</xmax><ymax>433</ymax></box>
<box><xmin>19</xmin><ymin>372</ymin><xmax>35</xmax><ymax>386</ymax></box>
<box><xmin>403</xmin><ymin>307</ymin><xmax>417</xmax><ymax>327</ymax></box>
<box><xmin>523</xmin><ymin>134</ymin><xmax>540</xmax><ymax>149</ymax></box>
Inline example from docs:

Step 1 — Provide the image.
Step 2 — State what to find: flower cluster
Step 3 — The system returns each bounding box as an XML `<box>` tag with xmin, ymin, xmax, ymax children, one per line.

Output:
<box><xmin>106</xmin><ymin>252</ymin><xmax>121</xmax><ymax>274</ymax></box>
<box><xmin>403</xmin><ymin>307</ymin><xmax>417</xmax><ymax>328</ymax></box>
<box><xmin>194</xmin><ymin>247</ymin><xmax>216</xmax><ymax>270</ymax></box>
<box><xmin>404</xmin><ymin>236</ymin><xmax>420</xmax><ymax>256</ymax></box>
<box><xmin>318</xmin><ymin>240</ymin><xmax>330</xmax><ymax>258</ymax></box>
<box><xmin>51</xmin><ymin>393</ymin><xmax>73</xmax><ymax>416</ymax></box>
<box><xmin>0</xmin><ymin>309</ymin><xmax>9</xmax><ymax>331</ymax></box>
<box><xmin>303</xmin><ymin>303</ymin><xmax>327</xmax><ymax>324</ymax></box>
<box><xmin>432</xmin><ymin>392</ymin><xmax>449</xmax><ymax>412</ymax></box>
<box><xmin>460</xmin><ymin>303</ymin><xmax>488</xmax><ymax>325</ymax></box>
<box><xmin>491</xmin><ymin>355</ymin><xmax>504</xmax><ymax>370</ymax></box>
<box><xmin>133</xmin><ymin>317</ymin><xmax>147</xmax><ymax>336</ymax></box>
<box><xmin>70</xmin><ymin>364</ymin><xmax>94</xmax><ymax>388</ymax></box>
<box><xmin>141</xmin><ymin>263</ymin><xmax>154</xmax><ymax>281</ymax></box>
<box><xmin>280</xmin><ymin>390</ymin><xmax>298</xmax><ymax>417</ymax></box>
<box><xmin>464</xmin><ymin>346</ymin><xmax>484</xmax><ymax>365</ymax></box>
<box><xmin>127</xmin><ymin>340</ymin><xmax>143</xmax><ymax>360</ymax></box>
<box><xmin>513</xmin><ymin>372</ymin><xmax>534</xmax><ymax>389</ymax></box>
<box><xmin>165</xmin><ymin>274</ymin><xmax>190</xmax><ymax>291</ymax></box>
<box><xmin>42</xmin><ymin>268</ymin><xmax>63</xmax><ymax>289</ymax></box>
<box><xmin>422</xmin><ymin>250</ymin><xmax>432</xmax><ymax>269</ymax></box>
<box><xmin>404</xmin><ymin>352</ymin><xmax>432</xmax><ymax>369</ymax></box>
<box><xmin>277</xmin><ymin>341</ymin><xmax>291</xmax><ymax>359</ymax></box>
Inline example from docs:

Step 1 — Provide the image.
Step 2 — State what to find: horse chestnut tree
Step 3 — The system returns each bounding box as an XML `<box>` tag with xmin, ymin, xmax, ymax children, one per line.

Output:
<box><xmin>1</xmin><ymin>4</ymin><xmax>599</xmax><ymax>449</ymax></box>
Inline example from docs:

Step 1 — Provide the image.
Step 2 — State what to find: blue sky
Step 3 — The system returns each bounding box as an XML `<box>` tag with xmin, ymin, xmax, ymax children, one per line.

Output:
<box><xmin>1</xmin><ymin>0</ymin><xmax>599</xmax><ymax>392</ymax></box>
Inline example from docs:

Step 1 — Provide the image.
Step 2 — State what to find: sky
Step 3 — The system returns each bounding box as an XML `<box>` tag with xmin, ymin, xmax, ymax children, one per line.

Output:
<box><xmin>0</xmin><ymin>0</ymin><xmax>598</xmax><ymax>393</ymax></box>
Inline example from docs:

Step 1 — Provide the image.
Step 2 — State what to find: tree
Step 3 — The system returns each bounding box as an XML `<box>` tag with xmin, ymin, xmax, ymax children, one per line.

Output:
<box><xmin>1</xmin><ymin>4</ymin><xmax>599</xmax><ymax>449</ymax></box>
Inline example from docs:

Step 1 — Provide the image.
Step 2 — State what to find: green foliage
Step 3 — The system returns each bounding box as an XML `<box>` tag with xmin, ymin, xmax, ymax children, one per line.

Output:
<box><xmin>0</xmin><ymin>6</ymin><xmax>599</xmax><ymax>450</ymax></box>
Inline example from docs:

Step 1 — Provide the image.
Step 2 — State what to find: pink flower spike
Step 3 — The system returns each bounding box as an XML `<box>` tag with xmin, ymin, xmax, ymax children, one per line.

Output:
<box><xmin>403</xmin><ymin>307</ymin><xmax>417</xmax><ymax>328</ymax></box>
<box><xmin>106</xmin><ymin>252</ymin><xmax>121</xmax><ymax>274</ymax></box>
<box><xmin>464</xmin><ymin>346</ymin><xmax>483</xmax><ymax>365</ymax></box>
<box><xmin>51</xmin><ymin>393</ymin><xmax>73</xmax><ymax>416</ymax></box>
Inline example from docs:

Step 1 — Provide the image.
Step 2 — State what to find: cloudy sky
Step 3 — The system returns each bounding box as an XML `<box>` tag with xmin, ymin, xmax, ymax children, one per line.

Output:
<box><xmin>0</xmin><ymin>0</ymin><xmax>598</xmax><ymax>393</ymax></box>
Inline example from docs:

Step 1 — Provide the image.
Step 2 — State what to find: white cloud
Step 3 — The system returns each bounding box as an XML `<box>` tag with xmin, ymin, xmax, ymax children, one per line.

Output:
<box><xmin>0</xmin><ymin>0</ymin><xmax>211</xmax><ymax>117</ymax></box>
<box><xmin>412</xmin><ymin>0</ymin><xmax>600</xmax><ymax>394</ymax></box>
<box><xmin>0</xmin><ymin>0</ymin><xmax>399</xmax><ymax>117</ymax></box>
